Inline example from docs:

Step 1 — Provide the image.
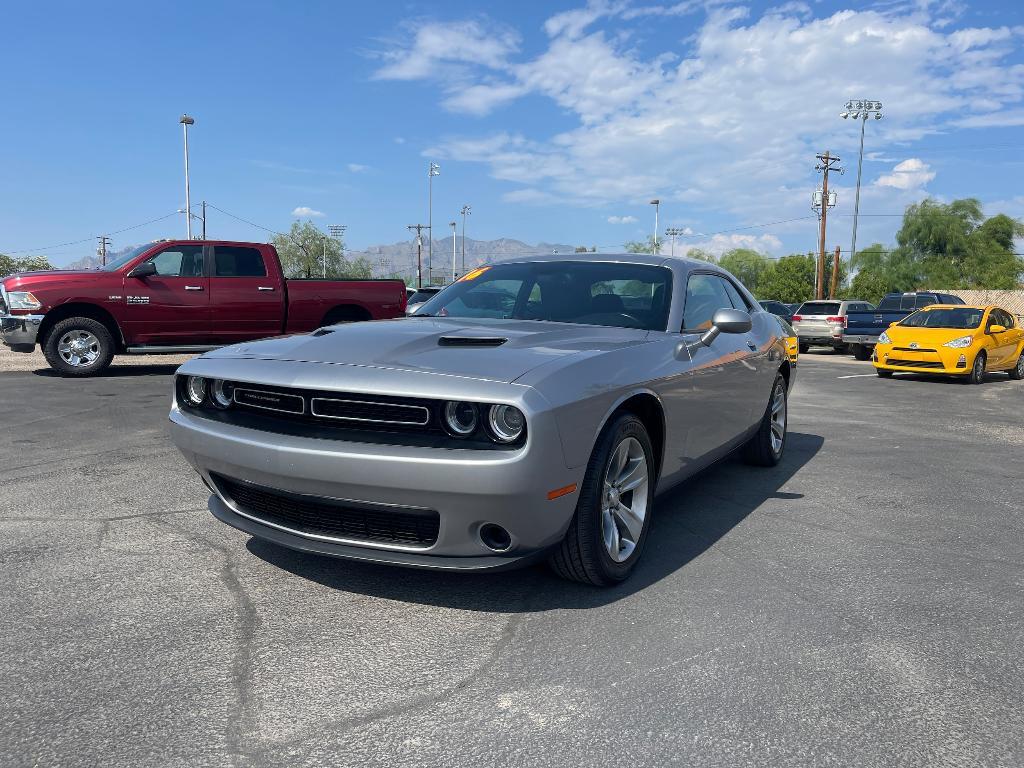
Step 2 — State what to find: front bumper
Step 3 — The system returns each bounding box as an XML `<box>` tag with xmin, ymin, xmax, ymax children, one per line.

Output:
<box><xmin>0</xmin><ymin>313</ymin><xmax>43</xmax><ymax>348</ymax></box>
<box><xmin>873</xmin><ymin>344</ymin><xmax>971</xmax><ymax>374</ymax></box>
<box><xmin>169</xmin><ymin>404</ymin><xmax>583</xmax><ymax>571</ymax></box>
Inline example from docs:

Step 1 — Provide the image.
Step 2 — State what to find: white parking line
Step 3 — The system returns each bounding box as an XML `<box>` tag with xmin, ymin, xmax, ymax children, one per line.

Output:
<box><xmin>836</xmin><ymin>373</ymin><xmax>878</xmax><ymax>379</ymax></box>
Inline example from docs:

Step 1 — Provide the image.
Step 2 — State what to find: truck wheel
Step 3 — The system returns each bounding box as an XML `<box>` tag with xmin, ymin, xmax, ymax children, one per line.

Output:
<box><xmin>42</xmin><ymin>317</ymin><xmax>115</xmax><ymax>377</ymax></box>
<box><xmin>798</xmin><ymin>342</ymin><xmax>809</xmax><ymax>354</ymax></box>
<box><xmin>742</xmin><ymin>373</ymin><xmax>787</xmax><ymax>467</ymax></box>
<box><xmin>853</xmin><ymin>345</ymin><xmax>872</xmax><ymax>361</ymax></box>
<box><xmin>549</xmin><ymin>413</ymin><xmax>654</xmax><ymax>586</ymax></box>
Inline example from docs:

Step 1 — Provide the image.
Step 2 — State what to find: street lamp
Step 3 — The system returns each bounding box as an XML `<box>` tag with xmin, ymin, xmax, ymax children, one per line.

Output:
<box><xmin>460</xmin><ymin>205</ymin><xmax>471</xmax><ymax>274</ymax></box>
<box><xmin>428</xmin><ymin>162</ymin><xmax>440</xmax><ymax>282</ymax></box>
<box><xmin>649</xmin><ymin>199</ymin><xmax>660</xmax><ymax>253</ymax></box>
<box><xmin>450</xmin><ymin>221</ymin><xmax>457</xmax><ymax>283</ymax></box>
<box><xmin>179</xmin><ymin>115</ymin><xmax>195</xmax><ymax>239</ymax></box>
<box><xmin>841</xmin><ymin>100</ymin><xmax>882</xmax><ymax>269</ymax></box>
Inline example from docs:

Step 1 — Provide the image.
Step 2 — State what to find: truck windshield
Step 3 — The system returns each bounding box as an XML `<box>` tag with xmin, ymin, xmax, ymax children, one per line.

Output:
<box><xmin>414</xmin><ymin>261</ymin><xmax>673</xmax><ymax>331</ymax></box>
<box><xmin>98</xmin><ymin>243</ymin><xmax>155</xmax><ymax>272</ymax></box>
<box><xmin>900</xmin><ymin>308</ymin><xmax>984</xmax><ymax>329</ymax></box>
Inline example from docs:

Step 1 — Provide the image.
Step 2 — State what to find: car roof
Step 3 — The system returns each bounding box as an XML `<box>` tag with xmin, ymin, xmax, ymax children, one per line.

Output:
<box><xmin>490</xmin><ymin>252</ymin><xmax>708</xmax><ymax>270</ymax></box>
<box><xmin>918</xmin><ymin>304</ymin><xmax>991</xmax><ymax>311</ymax></box>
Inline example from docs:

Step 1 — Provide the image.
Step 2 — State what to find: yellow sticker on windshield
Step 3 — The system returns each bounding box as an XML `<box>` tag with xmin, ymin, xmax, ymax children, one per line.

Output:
<box><xmin>459</xmin><ymin>266</ymin><xmax>490</xmax><ymax>282</ymax></box>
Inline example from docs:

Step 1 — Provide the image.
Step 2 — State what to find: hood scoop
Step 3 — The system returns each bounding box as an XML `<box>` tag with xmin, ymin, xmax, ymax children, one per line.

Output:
<box><xmin>437</xmin><ymin>335</ymin><xmax>508</xmax><ymax>348</ymax></box>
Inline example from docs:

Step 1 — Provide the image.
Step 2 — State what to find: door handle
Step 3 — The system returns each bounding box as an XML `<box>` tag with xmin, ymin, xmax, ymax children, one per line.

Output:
<box><xmin>257</xmin><ymin>286</ymin><xmax>275</xmax><ymax>292</ymax></box>
<box><xmin>184</xmin><ymin>285</ymin><xmax>204</xmax><ymax>291</ymax></box>
<box><xmin>746</xmin><ymin>340</ymin><xmax>757</xmax><ymax>351</ymax></box>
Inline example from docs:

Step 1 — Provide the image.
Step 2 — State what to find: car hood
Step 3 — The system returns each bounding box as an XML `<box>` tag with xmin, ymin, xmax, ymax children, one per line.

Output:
<box><xmin>2</xmin><ymin>270</ymin><xmax>109</xmax><ymax>290</ymax></box>
<box><xmin>203</xmin><ymin>317</ymin><xmax>654</xmax><ymax>384</ymax></box>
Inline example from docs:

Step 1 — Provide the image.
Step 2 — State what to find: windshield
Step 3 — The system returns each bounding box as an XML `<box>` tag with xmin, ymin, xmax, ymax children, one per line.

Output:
<box><xmin>900</xmin><ymin>307</ymin><xmax>984</xmax><ymax>329</ymax></box>
<box><xmin>415</xmin><ymin>261</ymin><xmax>673</xmax><ymax>331</ymax></box>
<box><xmin>98</xmin><ymin>243</ymin><xmax>155</xmax><ymax>272</ymax></box>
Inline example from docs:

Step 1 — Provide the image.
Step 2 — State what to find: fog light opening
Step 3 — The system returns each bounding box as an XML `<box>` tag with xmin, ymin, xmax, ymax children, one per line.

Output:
<box><xmin>479</xmin><ymin>523</ymin><xmax>512</xmax><ymax>552</ymax></box>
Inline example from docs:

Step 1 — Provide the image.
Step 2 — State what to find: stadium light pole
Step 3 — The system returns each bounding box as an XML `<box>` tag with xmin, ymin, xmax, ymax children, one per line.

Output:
<box><xmin>649</xmin><ymin>199</ymin><xmax>660</xmax><ymax>253</ymax></box>
<box><xmin>428</xmin><ymin>162</ymin><xmax>440</xmax><ymax>283</ymax></box>
<box><xmin>179</xmin><ymin>115</ymin><xmax>195</xmax><ymax>239</ymax></box>
<box><xmin>840</xmin><ymin>100</ymin><xmax>882</xmax><ymax>269</ymax></box>
<box><xmin>450</xmin><ymin>221</ymin><xmax>457</xmax><ymax>283</ymax></box>
<box><xmin>665</xmin><ymin>227</ymin><xmax>686</xmax><ymax>258</ymax></box>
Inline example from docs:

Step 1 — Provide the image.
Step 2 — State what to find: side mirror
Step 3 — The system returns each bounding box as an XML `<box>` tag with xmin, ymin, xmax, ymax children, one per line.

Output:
<box><xmin>888</xmin><ymin>321</ymin><xmax>897</xmax><ymax>327</ymax></box>
<box><xmin>688</xmin><ymin>308</ymin><xmax>752</xmax><ymax>353</ymax></box>
<box><xmin>127</xmin><ymin>262</ymin><xmax>157</xmax><ymax>279</ymax></box>
<box><xmin>988</xmin><ymin>324</ymin><xmax>1006</xmax><ymax>334</ymax></box>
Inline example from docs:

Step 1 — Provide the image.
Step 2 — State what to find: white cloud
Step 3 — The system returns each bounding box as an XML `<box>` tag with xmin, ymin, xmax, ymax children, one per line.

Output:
<box><xmin>678</xmin><ymin>234</ymin><xmax>784</xmax><ymax>258</ymax></box>
<box><xmin>875</xmin><ymin>158</ymin><xmax>936</xmax><ymax>190</ymax></box>
<box><xmin>373</xmin><ymin>19</ymin><xmax>520</xmax><ymax>80</ymax></box>
<box><xmin>607</xmin><ymin>215</ymin><xmax>638</xmax><ymax>224</ymax></box>
<box><xmin>347</xmin><ymin>163</ymin><xmax>370</xmax><ymax>173</ymax></box>
<box><xmin>292</xmin><ymin>206</ymin><xmax>325</xmax><ymax>218</ymax></box>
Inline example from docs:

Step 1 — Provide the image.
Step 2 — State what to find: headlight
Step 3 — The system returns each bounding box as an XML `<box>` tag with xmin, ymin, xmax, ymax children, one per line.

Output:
<box><xmin>877</xmin><ymin>331</ymin><xmax>892</xmax><ymax>344</ymax></box>
<box><xmin>443</xmin><ymin>401</ymin><xmax>478</xmax><ymax>436</ymax></box>
<box><xmin>942</xmin><ymin>335</ymin><xmax>974</xmax><ymax>348</ymax></box>
<box><xmin>6</xmin><ymin>291</ymin><xmax>42</xmax><ymax>311</ymax></box>
<box><xmin>184</xmin><ymin>376</ymin><xmax>207</xmax><ymax>406</ymax></box>
<box><xmin>211</xmin><ymin>379</ymin><xmax>234</xmax><ymax>409</ymax></box>
<box><xmin>487</xmin><ymin>404</ymin><xmax>525</xmax><ymax>443</ymax></box>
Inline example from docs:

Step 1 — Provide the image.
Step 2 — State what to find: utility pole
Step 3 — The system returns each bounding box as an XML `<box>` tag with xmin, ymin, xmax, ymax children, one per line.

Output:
<box><xmin>814</xmin><ymin>151</ymin><xmax>843</xmax><ymax>299</ymax></box>
<box><xmin>829</xmin><ymin>244</ymin><xmax>842</xmax><ymax>299</ymax></box>
<box><xmin>407</xmin><ymin>224</ymin><xmax>429</xmax><ymax>288</ymax></box>
<box><xmin>665</xmin><ymin>227</ymin><xmax>686</xmax><ymax>258</ymax></box>
<box><xmin>428</xmin><ymin>163</ymin><xmax>440</xmax><ymax>283</ymax></box>
<box><xmin>97</xmin><ymin>236</ymin><xmax>111</xmax><ymax>267</ymax></box>
<box><xmin>460</xmin><ymin>205</ymin><xmax>471</xmax><ymax>273</ymax></box>
<box><xmin>450</xmin><ymin>221</ymin><xmax>457</xmax><ymax>282</ymax></box>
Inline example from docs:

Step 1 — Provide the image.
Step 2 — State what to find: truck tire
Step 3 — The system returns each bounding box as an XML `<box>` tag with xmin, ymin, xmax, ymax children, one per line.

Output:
<box><xmin>42</xmin><ymin>317</ymin><xmax>115</xmax><ymax>377</ymax></box>
<box><xmin>549</xmin><ymin>413</ymin><xmax>654</xmax><ymax>586</ymax></box>
<box><xmin>853</xmin><ymin>344</ymin><xmax>872</xmax><ymax>361</ymax></box>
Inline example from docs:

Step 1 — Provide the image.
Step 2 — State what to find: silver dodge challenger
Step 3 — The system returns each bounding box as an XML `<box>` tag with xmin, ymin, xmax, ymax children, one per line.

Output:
<box><xmin>169</xmin><ymin>254</ymin><xmax>794</xmax><ymax>585</ymax></box>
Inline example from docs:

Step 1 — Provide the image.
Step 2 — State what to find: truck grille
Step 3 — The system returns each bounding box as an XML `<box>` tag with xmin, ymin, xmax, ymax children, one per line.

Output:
<box><xmin>214</xmin><ymin>474</ymin><xmax>439</xmax><ymax>547</ymax></box>
<box><xmin>885</xmin><ymin>358</ymin><xmax>945</xmax><ymax>369</ymax></box>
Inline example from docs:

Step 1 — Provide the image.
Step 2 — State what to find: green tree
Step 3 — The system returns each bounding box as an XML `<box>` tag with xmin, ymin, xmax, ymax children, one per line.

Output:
<box><xmin>682</xmin><ymin>247</ymin><xmax>716</xmax><ymax>263</ymax></box>
<box><xmin>718</xmin><ymin>248</ymin><xmax>770</xmax><ymax>292</ymax></box>
<box><xmin>755</xmin><ymin>254</ymin><xmax>815</xmax><ymax>304</ymax></box>
<box><xmin>624</xmin><ymin>236</ymin><xmax>658</xmax><ymax>254</ymax></box>
<box><xmin>0</xmin><ymin>253</ymin><xmax>54</xmax><ymax>278</ymax></box>
<box><xmin>272</xmin><ymin>220</ymin><xmax>359</xmax><ymax>278</ymax></box>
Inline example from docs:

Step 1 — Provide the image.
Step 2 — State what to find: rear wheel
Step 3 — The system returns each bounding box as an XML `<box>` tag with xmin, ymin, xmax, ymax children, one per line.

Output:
<box><xmin>742</xmin><ymin>374</ymin><xmax>787</xmax><ymax>467</ymax></box>
<box><xmin>549</xmin><ymin>413</ymin><xmax>654</xmax><ymax>586</ymax></box>
<box><xmin>833</xmin><ymin>343</ymin><xmax>848</xmax><ymax>354</ymax></box>
<box><xmin>968</xmin><ymin>351</ymin><xmax>986</xmax><ymax>384</ymax></box>
<box><xmin>1008</xmin><ymin>352</ymin><xmax>1024</xmax><ymax>381</ymax></box>
<box><xmin>853</xmin><ymin>344</ymin><xmax>872</xmax><ymax>361</ymax></box>
<box><xmin>42</xmin><ymin>317</ymin><xmax>115</xmax><ymax>377</ymax></box>
<box><xmin>798</xmin><ymin>342</ymin><xmax>809</xmax><ymax>354</ymax></box>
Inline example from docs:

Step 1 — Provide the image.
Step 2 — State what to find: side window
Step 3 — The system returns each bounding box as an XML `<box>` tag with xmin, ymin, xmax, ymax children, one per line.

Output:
<box><xmin>214</xmin><ymin>246</ymin><xmax>267</xmax><ymax>277</ymax></box>
<box><xmin>995</xmin><ymin>309</ymin><xmax>1013</xmax><ymax>328</ymax></box>
<box><xmin>915</xmin><ymin>295</ymin><xmax>937</xmax><ymax>309</ymax></box>
<box><xmin>683</xmin><ymin>274</ymin><xmax>734</xmax><ymax>331</ymax></box>
<box><xmin>722</xmin><ymin>279</ymin><xmax>751</xmax><ymax>311</ymax></box>
<box><xmin>148</xmin><ymin>245</ymin><xmax>204</xmax><ymax>277</ymax></box>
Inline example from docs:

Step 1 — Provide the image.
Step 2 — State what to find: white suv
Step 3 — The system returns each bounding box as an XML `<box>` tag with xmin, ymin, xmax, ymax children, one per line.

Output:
<box><xmin>792</xmin><ymin>300</ymin><xmax>874</xmax><ymax>353</ymax></box>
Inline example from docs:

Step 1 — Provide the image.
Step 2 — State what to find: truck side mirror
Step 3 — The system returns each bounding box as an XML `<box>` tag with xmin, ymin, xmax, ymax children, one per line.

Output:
<box><xmin>687</xmin><ymin>308</ymin><xmax>752</xmax><ymax>354</ymax></box>
<box><xmin>127</xmin><ymin>262</ymin><xmax>157</xmax><ymax>279</ymax></box>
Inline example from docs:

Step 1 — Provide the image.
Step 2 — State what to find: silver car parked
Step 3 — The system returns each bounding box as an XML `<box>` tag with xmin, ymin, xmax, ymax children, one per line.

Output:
<box><xmin>169</xmin><ymin>255</ymin><xmax>794</xmax><ymax>585</ymax></box>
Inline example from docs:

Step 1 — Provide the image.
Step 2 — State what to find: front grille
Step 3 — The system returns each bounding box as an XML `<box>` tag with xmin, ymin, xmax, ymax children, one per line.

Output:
<box><xmin>885</xmin><ymin>358</ymin><xmax>945</xmax><ymax>369</ymax></box>
<box><xmin>214</xmin><ymin>474</ymin><xmax>439</xmax><ymax>547</ymax></box>
<box><xmin>893</xmin><ymin>346</ymin><xmax>937</xmax><ymax>353</ymax></box>
<box><xmin>310</xmin><ymin>397</ymin><xmax>429</xmax><ymax>426</ymax></box>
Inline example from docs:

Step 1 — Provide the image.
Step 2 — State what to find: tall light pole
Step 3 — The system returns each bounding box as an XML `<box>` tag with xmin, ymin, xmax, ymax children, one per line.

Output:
<box><xmin>840</xmin><ymin>100</ymin><xmax>882</xmax><ymax>271</ymax></box>
<box><xmin>649</xmin><ymin>199</ymin><xmax>660</xmax><ymax>253</ymax></box>
<box><xmin>328</xmin><ymin>224</ymin><xmax>346</xmax><ymax>278</ymax></box>
<box><xmin>428</xmin><ymin>162</ymin><xmax>440</xmax><ymax>283</ymax></box>
<box><xmin>450</xmin><ymin>221</ymin><xmax>457</xmax><ymax>283</ymax></box>
<box><xmin>460</xmin><ymin>204</ymin><xmax>471</xmax><ymax>274</ymax></box>
<box><xmin>180</xmin><ymin>115</ymin><xmax>195</xmax><ymax>239</ymax></box>
<box><xmin>665</xmin><ymin>227</ymin><xmax>686</xmax><ymax>258</ymax></box>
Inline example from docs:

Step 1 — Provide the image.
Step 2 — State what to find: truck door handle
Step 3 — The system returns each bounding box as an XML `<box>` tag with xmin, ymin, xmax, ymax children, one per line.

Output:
<box><xmin>184</xmin><ymin>285</ymin><xmax>204</xmax><ymax>291</ymax></box>
<box><xmin>746</xmin><ymin>341</ymin><xmax>757</xmax><ymax>351</ymax></box>
<box><xmin>257</xmin><ymin>286</ymin><xmax>275</xmax><ymax>292</ymax></box>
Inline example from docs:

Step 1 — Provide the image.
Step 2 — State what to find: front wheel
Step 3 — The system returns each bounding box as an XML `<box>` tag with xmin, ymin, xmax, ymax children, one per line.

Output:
<box><xmin>42</xmin><ymin>317</ymin><xmax>115</xmax><ymax>377</ymax></box>
<box><xmin>549</xmin><ymin>413</ymin><xmax>655</xmax><ymax>586</ymax></box>
<box><xmin>968</xmin><ymin>351</ymin><xmax>986</xmax><ymax>384</ymax></box>
<box><xmin>742</xmin><ymin>373</ymin><xmax>787</xmax><ymax>467</ymax></box>
<box><xmin>876</xmin><ymin>368</ymin><xmax>893</xmax><ymax>378</ymax></box>
<box><xmin>1008</xmin><ymin>352</ymin><xmax>1024</xmax><ymax>381</ymax></box>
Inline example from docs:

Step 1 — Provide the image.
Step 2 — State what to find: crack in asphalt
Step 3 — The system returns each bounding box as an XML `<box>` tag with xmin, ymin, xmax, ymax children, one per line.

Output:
<box><xmin>0</xmin><ymin>507</ymin><xmax>206</xmax><ymax>524</ymax></box>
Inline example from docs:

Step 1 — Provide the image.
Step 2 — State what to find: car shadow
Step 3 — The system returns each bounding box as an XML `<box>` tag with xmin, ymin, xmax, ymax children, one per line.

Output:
<box><xmin>31</xmin><ymin>363</ymin><xmax>182</xmax><ymax>378</ymax></box>
<box><xmin>245</xmin><ymin>431</ymin><xmax>824</xmax><ymax>611</ymax></box>
<box><xmin>888</xmin><ymin>371</ymin><xmax>1011</xmax><ymax>385</ymax></box>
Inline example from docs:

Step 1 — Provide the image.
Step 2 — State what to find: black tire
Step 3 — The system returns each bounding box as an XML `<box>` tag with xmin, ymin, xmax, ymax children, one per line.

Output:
<box><xmin>876</xmin><ymin>368</ymin><xmax>893</xmax><ymax>378</ymax></box>
<box><xmin>798</xmin><ymin>342</ymin><xmax>809</xmax><ymax>354</ymax></box>
<box><xmin>968</xmin><ymin>351</ymin><xmax>986</xmax><ymax>384</ymax></box>
<box><xmin>853</xmin><ymin>345</ymin><xmax>872</xmax><ymax>361</ymax></box>
<box><xmin>42</xmin><ymin>317</ymin><xmax>115</xmax><ymax>377</ymax></box>
<box><xmin>1008</xmin><ymin>352</ymin><xmax>1024</xmax><ymax>381</ymax></box>
<box><xmin>549</xmin><ymin>413</ymin><xmax>655</xmax><ymax>586</ymax></box>
<box><xmin>833</xmin><ymin>343</ymin><xmax>848</xmax><ymax>354</ymax></box>
<box><xmin>742</xmin><ymin>373</ymin><xmax>787</xmax><ymax>467</ymax></box>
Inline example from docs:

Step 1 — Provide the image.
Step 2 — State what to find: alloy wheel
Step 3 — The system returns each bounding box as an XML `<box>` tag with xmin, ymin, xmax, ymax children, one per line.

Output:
<box><xmin>600</xmin><ymin>436</ymin><xmax>649</xmax><ymax>563</ymax></box>
<box><xmin>57</xmin><ymin>331</ymin><xmax>101</xmax><ymax>367</ymax></box>
<box><xmin>769</xmin><ymin>382</ymin><xmax>787</xmax><ymax>455</ymax></box>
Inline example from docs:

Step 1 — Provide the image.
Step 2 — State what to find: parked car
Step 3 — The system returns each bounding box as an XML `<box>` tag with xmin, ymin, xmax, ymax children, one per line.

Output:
<box><xmin>168</xmin><ymin>254</ymin><xmax>794</xmax><ymax>586</ymax></box>
<box><xmin>844</xmin><ymin>291</ymin><xmax>965</xmax><ymax>360</ymax></box>
<box><xmin>406</xmin><ymin>286</ymin><xmax>444</xmax><ymax>315</ymax></box>
<box><xmin>772</xmin><ymin>315</ymin><xmax>799</xmax><ymax>363</ymax></box>
<box><xmin>0</xmin><ymin>240</ymin><xmax>407</xmax><ymax>376</ymax></box>
<box><xmin>792</xmin><ymin>299</ymin><xmax>874</xmax><ymax>353</ymax></box>
<box><xmin>874</xmin><ymin>305</ymin><xmax>1024</xmax><ymax>383</ymax></box>
<box><xmin>759</xmin><ymin>299</ymin><xmax>794</xmax><ymax>324</ymax></box>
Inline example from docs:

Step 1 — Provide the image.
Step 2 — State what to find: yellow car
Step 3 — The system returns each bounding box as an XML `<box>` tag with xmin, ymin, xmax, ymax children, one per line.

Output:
<box><xmin>777</xmin><ymin>316</ymin><xmax>799</xmax><ymax>363</ymax></box>
<box><xmin>873</xmin><ymin>304</ymin><xmax>1024</xmax><ymax>384</ymax></box>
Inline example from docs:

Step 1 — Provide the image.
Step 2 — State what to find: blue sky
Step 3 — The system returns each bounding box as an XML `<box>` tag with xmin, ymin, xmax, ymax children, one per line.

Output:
<box><xmin>1</xmin><ymin>0</ymin><xmax>1023</xmax><ymax>267</ymax></box>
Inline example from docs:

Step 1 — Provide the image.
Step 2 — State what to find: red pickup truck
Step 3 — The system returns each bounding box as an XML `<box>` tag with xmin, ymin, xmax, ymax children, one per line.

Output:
<box><xmin>0</xmin><ymin>239</ymin><xmax>407</xmax><ymax>376</ymax></box>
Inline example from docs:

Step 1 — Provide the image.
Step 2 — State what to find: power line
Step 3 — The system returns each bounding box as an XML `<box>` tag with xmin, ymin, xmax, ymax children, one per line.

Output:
<box><xmin>1</xmin><ymin>211</ymin><xmax>180</xmax><ymax>254</ymax></box>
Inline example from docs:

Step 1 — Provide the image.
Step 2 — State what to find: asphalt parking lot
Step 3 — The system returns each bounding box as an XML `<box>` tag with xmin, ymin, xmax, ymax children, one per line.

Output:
<box><xmin>2</xmin><ymin>348</ymin><xmax>1022</xmax><ymax>767</ymax></box>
